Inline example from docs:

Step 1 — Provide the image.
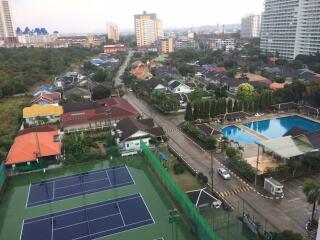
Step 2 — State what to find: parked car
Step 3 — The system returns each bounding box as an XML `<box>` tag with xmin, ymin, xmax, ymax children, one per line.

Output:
<box><xmin>218</xmin><ymin>168</ymin><xmax>231</xmax><ymax>180</ymax></box>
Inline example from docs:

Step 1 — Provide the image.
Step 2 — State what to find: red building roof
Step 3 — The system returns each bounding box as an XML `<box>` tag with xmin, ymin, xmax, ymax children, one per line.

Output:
<box><xmin>61</xmin><ymin>97</ymin><xmax>139</xmax><ymax>128</ymax></box>
<box><xmin>6</xmin><ymin>127</ymin><xmax>61</xmax><ymax>165</ymax></box>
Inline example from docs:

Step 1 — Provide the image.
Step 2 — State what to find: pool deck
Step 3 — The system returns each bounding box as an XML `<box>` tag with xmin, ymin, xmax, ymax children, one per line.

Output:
<box><xmin>234</xmin><ymin>124</ymin><xmax>269</xmax><ymax>141</ymax></box>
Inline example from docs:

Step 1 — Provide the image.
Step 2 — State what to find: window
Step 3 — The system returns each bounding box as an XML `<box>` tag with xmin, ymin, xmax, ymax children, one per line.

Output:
<box><xmin>126</xmin><ymin>143</ymin><xmax>130</xmax><ymax>148</ymax></box>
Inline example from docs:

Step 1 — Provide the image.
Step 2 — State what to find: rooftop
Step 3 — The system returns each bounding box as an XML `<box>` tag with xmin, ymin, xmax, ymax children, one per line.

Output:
<box><xmin>23</xmin><ymin>104</ymin><xmax>63</xmax><ymax>118</ymax></box>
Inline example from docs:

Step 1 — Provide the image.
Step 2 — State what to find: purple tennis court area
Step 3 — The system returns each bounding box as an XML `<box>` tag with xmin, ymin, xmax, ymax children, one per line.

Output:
<box><xmin>26</xmin><ymin>165</ymin><xmax>134</xmax><ymax>208</ymax></box>
<box><xmin>21</xmin><ymin>193</ymin><xmax>155</xmax><ymax>240</ymax></box>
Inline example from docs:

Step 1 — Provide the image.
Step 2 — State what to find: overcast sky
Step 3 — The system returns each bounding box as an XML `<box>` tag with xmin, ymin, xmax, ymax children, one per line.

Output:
<box><xmin>12</xmin><ymin>0</ymin><xmax>263</xmax><ymax>34</ymax></box>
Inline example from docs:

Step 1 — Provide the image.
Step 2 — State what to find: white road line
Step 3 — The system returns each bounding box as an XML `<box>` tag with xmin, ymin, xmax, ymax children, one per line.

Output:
<box><xmin>24</xmin><ymin>195</ymin><xmax>141</xmax><ymax>224</ymax></box>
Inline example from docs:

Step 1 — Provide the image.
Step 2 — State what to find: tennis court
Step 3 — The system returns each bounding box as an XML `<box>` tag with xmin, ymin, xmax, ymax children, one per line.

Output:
<box><xmin>21</xmin><ymin>193</ymin><xmax>154</xmax><ymax>240</ymax></box>
<box><xmin>27</xmin><ymin>165</ymin><xmax>134</xmax><ymax>208</ymax></box>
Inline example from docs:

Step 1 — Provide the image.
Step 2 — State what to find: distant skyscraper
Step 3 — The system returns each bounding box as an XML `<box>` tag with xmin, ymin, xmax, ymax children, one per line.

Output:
<box><xmin>241</xmin><ymin>14</ymin><xmax>260</xmax><ymax>38</ymax></box>
<box><xmin>106</xmin><ymin>23</ymin><xmax>119</xmax><ymax>42</ymax></box>
<box><xmin>134</xmin><ymin>11</ymin><xmax>162</xmax><ymax>47</ymax></box>
<box><xmin>261</xmin><ymin>0</ymin><xmax>320</xmax><ymax>59</ymax></box>
<box><xmin>0</xmin><ymin>0</ymin><xmax>15</xmax><ymax>39</ymax></box>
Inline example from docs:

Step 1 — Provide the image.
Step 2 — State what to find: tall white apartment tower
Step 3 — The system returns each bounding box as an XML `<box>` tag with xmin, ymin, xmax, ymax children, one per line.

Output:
<box><xmin>134</xmin><ymin>11</ymin><xmax>162</xmax><ymax>47</ymax></box>
<box><xmin>261</xmin><ymin>0</ymin><xmax>320</xmax><ymax>59</ymax></box>
<box><xmin>106</xmin><ymin>23</ymin><xmax>119</xmax><ymax>42</ymax></box>
<box><xmin>0</xmin><ymin>0</ymin><xmax>15</xmax><ymax>38</ymax></box>
<box><xmin>241</xmin><ymin>14</ymin><xmax>261</xmax><ymax>38</ymax></box>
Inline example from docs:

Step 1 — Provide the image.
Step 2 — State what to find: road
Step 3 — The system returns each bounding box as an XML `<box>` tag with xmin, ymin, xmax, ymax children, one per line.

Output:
<box><xmin>117</xmin><ymin>52</ymin><xmax>310</xmax><ymax>235</ymax></box>
<box><xmin>114</xmin><ymin>50</ymin><xmax>133</xmax><ymax>87</ymax></box>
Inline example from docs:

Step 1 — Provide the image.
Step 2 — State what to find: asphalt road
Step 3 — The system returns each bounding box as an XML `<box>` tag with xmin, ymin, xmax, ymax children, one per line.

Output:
<box><xmin>116</xmin><ymin>52</ymin><xmax>310</xmax><ymax>235</ymax></box>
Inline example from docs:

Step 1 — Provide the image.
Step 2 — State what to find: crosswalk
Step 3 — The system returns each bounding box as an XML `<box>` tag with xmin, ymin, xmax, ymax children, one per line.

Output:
<box><xmin>218</xmin><ymin>185</ymin><xmax>252</xmax><ymax>198</ymax></box>
<box><xmin>164</xmin><ymin>128</ymin><xmax>180</xmax><ymax>133</ymax></box>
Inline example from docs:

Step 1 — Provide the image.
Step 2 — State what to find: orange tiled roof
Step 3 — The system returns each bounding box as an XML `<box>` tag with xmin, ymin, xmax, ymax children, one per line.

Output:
<box><xmin>23</xmin><ymin>104</ymin><xmax>63</xmax><ymax>118</ymax></box>
<box><xmin>5</xmin><ymin>128</ymin><xmax>61</xmax><ymax>165</ymax></box>
<box><xmin>269</xmin><ymin>82</ymin><xmax>285</xmax><ymax>90</ymax></box>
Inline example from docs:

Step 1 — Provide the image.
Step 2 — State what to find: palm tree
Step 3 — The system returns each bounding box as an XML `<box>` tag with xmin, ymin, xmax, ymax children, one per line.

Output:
<box><xmin>303</xmin><ymin>179</ymin><xmax>320</xmax><ymax>222</ymax></box>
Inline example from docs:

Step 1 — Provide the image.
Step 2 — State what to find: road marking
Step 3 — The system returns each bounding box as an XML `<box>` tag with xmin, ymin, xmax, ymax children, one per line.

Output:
<box><xmin>219</xmin><ymin>185</ymin><xmax>252</xmax><ymax>197</ymax></box>
<box><xmin>288</xmin><ymin>198</ymin><xmax>301</xmax><ymax>203</ymax></box>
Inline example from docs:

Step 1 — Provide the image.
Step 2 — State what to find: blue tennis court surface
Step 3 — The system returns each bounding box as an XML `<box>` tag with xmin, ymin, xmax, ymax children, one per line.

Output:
<box><xmin>27</xmin><ymin>165</ymin><xmax>134</xmax><ymax>208</ymax></box>
<box><xmin>21</xmin><ymin>193</ymin><xmax>154</xmax><ymax>240</ymax></box>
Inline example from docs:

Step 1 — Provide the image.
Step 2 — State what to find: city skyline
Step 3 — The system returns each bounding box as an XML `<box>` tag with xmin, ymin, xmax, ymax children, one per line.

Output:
<box><xmin>12</xmin><ymin>0</ymin><xmax>263</xmax><ymax>33</ymax></box>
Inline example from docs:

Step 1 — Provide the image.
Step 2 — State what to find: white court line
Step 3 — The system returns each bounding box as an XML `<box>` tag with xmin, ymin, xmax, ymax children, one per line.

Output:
<box><xmin>71</xmin><ymin>219</ymin><xmax>154</xmax><ymax>240</ymax></box>
<box><xmin>25</xmin><ymin>183</ymin><xmax>31</xmax><ymax>209</ymax></box>
<box><xmin>117</xmin><ymin>202</ymin><xmax>126</xmax><ymax>226</ymax></box>
<box><xmin>19</xmin><ymin>219</ymin><xmax>25</xmax><ymax>240</ymax></box>
<box><xmin>139</xmin><ymin>193</ymin><xmax>156</xmax><ymax>224</ymax></box>
<box><xmin>51</xmin><ymin>217</ymin><xmax>54</xmax><ymax>240</ymax></box>
<box><xmin>105</xmin><ymin>170</ymin><xmax>111</xmax><ymax>186</ymax></box>
<box><xmin>52</xmin><ymin>181</ymin><xmax>55</xmax><ymax>200</ymax></box>
<box><xmin>53</xmin><ymin>213</ymin><xmax>121</xmax><ymax>231</ymax></box>
<box><xmin>27</xmin><ymin>180</ymin><xmax>133</xmax><ymax>207</ymax></box>
<box><xmin>125</xmin><ymin>165</ymin><xmax>135</xmax><ymax>185</ymax></box>
<box><xmin>24</xmin><ymin>195</ymin><xmax>141</xmax><ymax>224</ymax></box>
<box><xmin>54</xmin><ymin>177</ymin><xmax>110</xmax><ymax>190</ymax></box>
<box><xmin>31</xmin><ymin>166</ymin><xmax>127</xmax><ymax>186</ymax></box>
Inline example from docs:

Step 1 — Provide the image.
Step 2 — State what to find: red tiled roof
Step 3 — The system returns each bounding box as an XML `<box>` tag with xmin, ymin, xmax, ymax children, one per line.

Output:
<box><xmin>61</xmin><ymin>98</ymin><xmax>140</xmax><ymax>127</ymax></box>
<box><xmin>210</xmin><ymin>67</ymin><xmax>226</xmax><ymax>73</ymax></box>
<box><xmin>32</xmin><ymin>92</ymin><xmax>61</xmax><ymax>104</ymax></box>
<box><xmin>5</xmin><ymin>128</ymin><xmax>61</xmax><ymax>165</ymax></box>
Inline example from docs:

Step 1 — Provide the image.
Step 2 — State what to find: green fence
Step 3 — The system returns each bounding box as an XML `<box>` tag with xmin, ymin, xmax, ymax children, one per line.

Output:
<box><xmin>0</xmin><ymin>163</ymin><xmax>7</xmax><ymax>192</ymax></box>
<box><xmin>140</xmin><ymin>141</ymin><xmax>219</xmax><ymax>240</ymax></box>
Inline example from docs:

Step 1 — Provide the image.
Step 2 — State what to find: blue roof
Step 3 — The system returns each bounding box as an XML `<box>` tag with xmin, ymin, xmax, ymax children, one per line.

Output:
<box><xmin>32</xmin><ymin>86</ymin><xmax>55</xmax><ymax>95</ymax></box>
<box><xmin>90</xmin><ymin>59</ymin><xmax>105</xmax><ymax>66</ymax></box>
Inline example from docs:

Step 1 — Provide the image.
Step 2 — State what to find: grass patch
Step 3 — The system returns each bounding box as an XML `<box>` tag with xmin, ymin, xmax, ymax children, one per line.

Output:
<box><xmin>0</xmin><ymin>96</ymin><xmax>30</xmax><ymax>162</ymax></box>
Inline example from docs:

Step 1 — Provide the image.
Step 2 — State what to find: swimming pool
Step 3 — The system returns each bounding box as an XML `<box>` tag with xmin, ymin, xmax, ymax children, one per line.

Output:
<box><xmin>243</xmin><ymin>115</ymin><xmax>320</xmax><ymax>139</ymax></box>
<box><xmin>222</xmin><ymin>125</ymin><xmax>261</xmax><ymax>144</ymax></box>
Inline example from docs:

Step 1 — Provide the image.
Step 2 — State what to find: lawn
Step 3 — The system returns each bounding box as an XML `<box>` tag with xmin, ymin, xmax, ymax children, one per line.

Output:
<box><xmin>0</xmin><ymin>96</ymin><xmax>31</xmax><ymax>162</ymax></box>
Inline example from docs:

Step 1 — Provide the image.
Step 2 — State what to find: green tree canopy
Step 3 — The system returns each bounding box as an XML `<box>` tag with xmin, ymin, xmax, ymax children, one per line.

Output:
<box><xmin>92</xmin><ymin>85</ymin><xmax>111</xmax><ymax>100</ymax></box>
<box><xmin>237</xmin><ymin>83</ymin><xmax>255</xmax><ymax>102</ymax></box>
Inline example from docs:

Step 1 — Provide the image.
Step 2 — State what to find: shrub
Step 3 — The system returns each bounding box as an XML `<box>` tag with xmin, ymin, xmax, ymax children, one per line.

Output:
<box><xmin>227</xmin><ymin>157</ymin><xmax>255</xmax><ymax>182</ymax></box>
<box><xmin>173</xmin><ymin>162</ymin><xmax>185</xmax><ymax>175</ymax></box>
<box><xmin>197</xmin><ymin>172</ymin><xmax>208</xmax><ymax>185</ymax></box>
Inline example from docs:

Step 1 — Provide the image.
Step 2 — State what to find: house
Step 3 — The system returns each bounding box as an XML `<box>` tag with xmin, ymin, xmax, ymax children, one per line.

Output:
<box><xmin>96</xmin><ymin>97</ymin><xmax>140</xmax><ymax>120</ymax></box>
<box><xmin>63</xmin><ymin>102</ymin><xmax>100</xmax><ymax>113</ymax></box>
<box><xmin>168</xmin><ymin>80</ymin><xmax>195</xmax><ymax>94</ymax></box>
<box><xmin>5</xmin><ymin>126</ymin><xmax>61</xmax><ymax>169</ymax></box>
<box><xmin>103</xmin><ymin>44</ymin><xmax>128</xmax><ymax>54</ymax></box>
<box><xmin>196</xmin><ymin>123</ymin><xmax>222</xmax><ymax>138</ymax></box>
<box><xmin>130</xmin><ymin>66</ymin><xmax>153</xmax><ymax>80</ymax></box>
<box><xmin>218</xmin><ymin>77</ymin><xmax>248</xmax><ymax>93</ymax></box>
<box><xmin>32</xmin><ymin>85</ymin><xmax>55</xmax><ymax>96</ymax></box>
<box><xmin>23</xmin><ymin>104</ymin><xmax>64</xmax><ymax>125</ymax></box>
<box><xmin>210</xmin><ymin>67</ymin><xmax>226</xmax><ymax>74</ymax></box>
<box><xmin>114</xmin><ymin>117</ymin><xmax>165</xmax><ymax>156</ymax></box>
<box><xmin>61</xmin><ymin>98</ymin><xmax>139</xmax><ymax>133</ymax></box>
<box><xmin>298</xmin><ymin>69</ymin><xmax>318</xmax><ymax>81</ymax></box>
<box><xmin>269</xmin><ymin>82</ymin><xmax>285</xmax><ymax>91</ymax></box>
<box><xmin>63</xmin><ymin>86</ymin><xmax>92</xmax><ymax>101</ymax></box>
<box><xmin>140</xmin><ymin>78</ymin><xmax>168</xmax><ymax>94</ymax></box>
<box><xmin>32</xmin><ymin>92</ymin><xmax>61</xmax><ymax>105</ymax></box>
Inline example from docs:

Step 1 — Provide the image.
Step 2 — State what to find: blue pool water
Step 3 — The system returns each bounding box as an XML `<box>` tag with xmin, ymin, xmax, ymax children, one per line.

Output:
<box><xmin>243</xmin><ymin>115</ymin><xmax>320</xmax><ymax>139</ymax></box>
<box><xmin>222</xmin><ymin>125</ymin><xmax>261</xmax><ymax>144</ymax></box>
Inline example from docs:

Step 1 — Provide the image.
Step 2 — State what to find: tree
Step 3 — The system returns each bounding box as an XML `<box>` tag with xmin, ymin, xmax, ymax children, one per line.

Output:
<box><xmin>273</xmin><ymin>230</ymin><xmax>303</xmax><ymax>240</ymax></box>
<box><xmin>92</xmin><ymin>85</ymin><xmax>111</xmax><ymax>100</ymax></box>
<box><xmin>303</xmin><ymin>179</ymin><xmax>320</xmax><ymax>222</ymax></box>
<box><xmin>178</xmin><ymin>64</ymin><xmax>196</xmax><ymax>76</ymax></box>
<box><xmin>193</xmin><ymin>101</ymin><xmax>200</xmax><ymax>120</ymax></box>
<box><xmin>210</xmin><ymin>100</ymin><xmax>217</xmax><ymax>118</ymax></box>
<box><xmin>185</xmin><ymin>102</ymin><xmax>193</xmax><ymax>121</ymax></box>
<box><xmin>206</xmin><ymin>136</ymin><xmax>217</xmax><ymax>149</ymax></box>
<box><xmin>237</xmin><ymin>83</ymin><xmax>254</xmax><ymax>102</ymax></box>
<box><xmin>93</xmin><ymin>69</ymin><xmax>107</xmax><ymax>82</ymax></box>
<box><xmin>227</xmin><ymin>98</ymin><xmax>233</xmax><ymax>113</ymax></box>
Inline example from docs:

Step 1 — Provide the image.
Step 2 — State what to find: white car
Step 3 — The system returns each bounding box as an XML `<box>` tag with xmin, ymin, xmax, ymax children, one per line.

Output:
<box><xmin>218</xmin><ymin>168</ymin><xmax>231</xmax><ymax>180</ymax></box>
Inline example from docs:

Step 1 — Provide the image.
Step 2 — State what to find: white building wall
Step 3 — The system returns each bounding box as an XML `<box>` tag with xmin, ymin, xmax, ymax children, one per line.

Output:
<box><xmin>0</xmin><ymin>0</ymin><xmax>15</xmax><ymax>38</ymax></box>
<box><xmin>241</xmin><ymin>14</ymin><xmax>261</xmax><ymax>38</ymax></box>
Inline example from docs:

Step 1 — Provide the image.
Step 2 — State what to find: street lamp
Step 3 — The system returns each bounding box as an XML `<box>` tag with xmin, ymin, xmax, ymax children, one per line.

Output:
<box><xmin>169</xmin><ymin>208</ymin><xmax>179</xmax><ymax>240</ymax></box>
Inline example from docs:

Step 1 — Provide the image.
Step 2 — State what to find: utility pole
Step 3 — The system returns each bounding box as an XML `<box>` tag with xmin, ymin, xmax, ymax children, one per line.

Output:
<box><xmin>210</xmin><ymin>150</ymin><xmax>214</xmax><ymax>193</ymax></box>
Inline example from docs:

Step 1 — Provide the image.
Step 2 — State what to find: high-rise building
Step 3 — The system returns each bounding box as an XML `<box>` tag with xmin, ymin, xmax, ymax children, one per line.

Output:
<box><xmin>0</xmin><ymin>0</ymin><xmax>15</xmax><ymax>39</ymax></box>
<box><xmin>261</xmin><ymin>0</ymin><xmax>320</xmax><ymax>59</ymax></box>
<box><xmin>156</xmin><ymin>19</ymin><xmax>163</xmax><ymax>38</ymax></box>
<box><xmin>241</xmin><ymin>14</ymin><xmax>260</xmax><ymax>38</ymax></box>
<box><xmin>134</xmin><ymin>11</ymin><xmax>162</xmax><ymax>47</ymax></box>
<box><xmin>159</xmin><ymin>37</ymin><xmax>174</xmax><ymax>53</ymax></box>
<box><xmin>106</xmin><ymin>23</ymin><xmax>119</xmax><ymax>42</ymax></box>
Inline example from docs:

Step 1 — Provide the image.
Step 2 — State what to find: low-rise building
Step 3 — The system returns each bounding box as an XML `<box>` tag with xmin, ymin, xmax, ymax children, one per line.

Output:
<box><xmin>23</xmin><ymin>104</ymin><xmax>64</xmax><ymax>125</ymax></box>
<box><xmin>114</xmin><ymin>117</ymin><xmax>165</xmax><ymax>156</ymax></box>
<box><xmin>32</xmin><ymin>92</ymin><xmax>61</xmax><ymax>105</ymax></box>
<box><xmin>210</xmin><ymin>39</ymin><xmax>235</xmax><ymax>52</ymax></box>
<box><xmin>104</xmin><ymin>44</ymin><xmax>128</xmax><ymax>54</ymax></box>
<box><xmin>63</xmin><ymin>87</ymin><xmax>92</xmax><ymax>101</ymax></box>
<box><xmin>168</xmin><ymin>80</ymin><xmax>195</xmax><ymax>94</ymax></box>
<box><xmin>159</xmin><ymin>37</ymin><xmax>174</xmax><ymax>53</ymax></box>
<box><xmin>5</xmin><ymin>126</ymin><xmax>61</xmax><ymax>169</ymax></box>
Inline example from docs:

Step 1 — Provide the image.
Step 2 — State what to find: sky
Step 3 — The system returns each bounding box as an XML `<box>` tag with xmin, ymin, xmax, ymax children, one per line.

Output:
<box><xmin>12</xmin><ymin>0</ymin><xmax>263</xmax><ymax>34</ymax></box>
